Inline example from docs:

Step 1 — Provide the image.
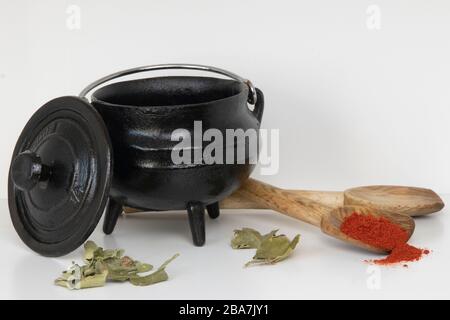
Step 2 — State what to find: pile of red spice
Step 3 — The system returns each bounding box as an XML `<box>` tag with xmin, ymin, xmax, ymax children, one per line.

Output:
<box><xmin>340</xmin><ymin>212</ymin><xmax>429</xmax><ymax>265</ymax></box>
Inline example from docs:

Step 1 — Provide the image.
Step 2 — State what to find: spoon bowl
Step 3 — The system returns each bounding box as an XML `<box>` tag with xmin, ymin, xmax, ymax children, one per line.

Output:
<box><xmin>320</xmin><ymin>205</ymin><xmax>415</xmax><ymax>253</ymax></box>
<box><xmin>344</xmin><ymin>185</ymin><xmax>444</xmax><ymax>216</ymax></box>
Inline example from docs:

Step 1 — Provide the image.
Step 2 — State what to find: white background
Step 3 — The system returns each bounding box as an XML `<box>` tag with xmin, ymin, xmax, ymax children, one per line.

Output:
<box><xmin>1</xmin><ymin>0</ymin><xmax>449</xmax><ymax>196</ymax></box>
<box><xmin>0</xmin><ymin>199</ymin><xmax>449</xmax><ymax>299</ymax></box>
<box><xmin>0</xmin><ymin>0</ymin><xmax>449</xmax><ymax>300</ymax></box>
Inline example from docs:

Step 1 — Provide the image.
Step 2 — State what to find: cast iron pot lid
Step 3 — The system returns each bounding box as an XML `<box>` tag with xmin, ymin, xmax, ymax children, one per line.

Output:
<box><xmin>8</xmin><ymin>96</ymin><xmax>112</xmax><ymax>257</ymax></box>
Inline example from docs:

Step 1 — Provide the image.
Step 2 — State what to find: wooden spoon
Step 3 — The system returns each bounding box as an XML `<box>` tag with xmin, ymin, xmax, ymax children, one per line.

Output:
<box><xmin>124</xmin><ymin>184</ymin><xmax>444</xmax><ymax>217</ymax></box>
<box><xmin>238</xmin><ymin>178</ymin><xmax>415</xmax><ymax>253</ymax></box>
<box><xmin>220</xmin><ymin>185</ymin><xmax>444</xmax><ymax>216</ymax></box>
<box><xmin>122</xmin><ymin>179</ymin><xmax>417</xmax><ymax>252</ymax></box>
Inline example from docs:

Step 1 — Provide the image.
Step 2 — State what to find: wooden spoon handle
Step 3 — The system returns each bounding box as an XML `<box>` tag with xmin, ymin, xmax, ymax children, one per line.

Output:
<box><xmin>221</xmin><ymin>189</ymin><xmax>343</xmax><ymax>210</ymax></box>
<box><xmin>238</xmin><ymin>178</ymin><xmax>331</xmax><ymax>227</ymax></box>
<box><xmin>124</xmin><ymin>180</ymin><xmax>337</xmax><ymax>226</ymax></box>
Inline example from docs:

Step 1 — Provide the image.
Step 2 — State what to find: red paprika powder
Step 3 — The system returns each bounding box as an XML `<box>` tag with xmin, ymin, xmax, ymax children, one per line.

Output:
<box><xmin>340</xmin><ymin>212</ymin><xmax>429</xmax><ymax>265</ymax></box>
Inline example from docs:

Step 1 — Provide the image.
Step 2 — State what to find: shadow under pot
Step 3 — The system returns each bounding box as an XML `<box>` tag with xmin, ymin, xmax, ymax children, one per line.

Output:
<box><xmin>8</xmin><ymin>64</ymin><xmax>264</xmax><ymax>256</ymax></box>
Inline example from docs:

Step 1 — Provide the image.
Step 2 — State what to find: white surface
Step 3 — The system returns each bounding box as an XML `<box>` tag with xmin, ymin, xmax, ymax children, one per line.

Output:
<box><xmin>0</xmin><ymin>197</ymin><xmax>449</xmax><ymax>300</ymax></box>
<box><xmin>1</xmin><ymin>0</ymin><xmax>450</xmax><ymax>196</ymax></box>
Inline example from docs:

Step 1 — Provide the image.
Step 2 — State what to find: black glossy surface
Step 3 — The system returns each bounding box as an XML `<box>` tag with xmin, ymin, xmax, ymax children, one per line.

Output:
<box><xmin>9</xmin><ymin>74</ymin><xmax>264</xmax><ymax>255</ymax></box>
<box><xmin>92</xmin><ymin>76</ymin><xmax>264</xmax><ymax>245</ymax></box>
<box><xmin>8</xmin><ymin>96</ymin><xmax>112</xmax><ymax>256</ymax></box>
<box><xmin>187</xmin><ymin>202</ymin><xmax>206</xmax><ymax>246</ymax></box>
<box><xmin>103</xmin><ymin>198</ymin><xmax>123</xmax><ymax>235</ymax></box>
<box><xmin>206</xmin><ymin>202</ymin><xmax>220</xmax><ymax>219</ymax></box>
<box><xmin>10</xmin><ymin>151</ymin><xmax>51</xmax><ymax>191</ymax></box>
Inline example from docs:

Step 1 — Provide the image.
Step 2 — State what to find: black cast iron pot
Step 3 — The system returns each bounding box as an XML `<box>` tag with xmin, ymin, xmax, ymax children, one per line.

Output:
<box><xmin>8</xmin><ymin>64</ymin><xmax>264</xmax><ymax>256</ymax></box>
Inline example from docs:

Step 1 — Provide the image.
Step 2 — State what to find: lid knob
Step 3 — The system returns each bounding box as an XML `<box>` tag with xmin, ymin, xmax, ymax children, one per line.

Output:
<box><xmin>11</xmin><ymin>151</ymin><xmax>51</xmax><ymax>191</ymax></box>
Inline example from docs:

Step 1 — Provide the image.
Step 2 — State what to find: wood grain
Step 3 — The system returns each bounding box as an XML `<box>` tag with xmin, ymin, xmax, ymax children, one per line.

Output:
<box><xmin>124</xmin><ymin>184</ymin><xmax>445</xmax><ymax>217</ymax></box>
<box><xmin>237</xmin><ymin>178</ymin><xmax>332</xmax><ymax>227</ymax></box>
<box><xmin>344</xmin><ymin>185</ymin><xmax>445</xmax><ymax>216</ymax></box>
<box><xmin>221</xmin><ymin>189</ymin><xmax>343</xmax><ymax>210</ymax></box>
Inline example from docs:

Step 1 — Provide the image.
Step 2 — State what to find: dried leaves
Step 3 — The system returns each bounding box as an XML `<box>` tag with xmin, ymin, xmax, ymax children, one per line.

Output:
<box><xmin>129</xmin><ymin>254</ymin><xmax>179</xmax><ymax>286</ymax></box>
<box><xmin>231</xmin><ymin>228</ymin><xmax>300</xmax><ymax>267</ymax></box>
<box><xmin>246</xmin><ymin>233</ymin><xmax>300</xmax><ymax>267</ymax></box>
<box><xmin>55</xmin><ymin>241</ymin><xmax>178</xmax><ymax>290</ymax></box>
<box><xmin>54</xmin><ymin>228</ymin><xmax>298</xmax><ymax>289</ymax></box>
<box><xmin>231</xmin><ymin>228</ymin><xmax>265</xmax><ymax>249</ymax></box>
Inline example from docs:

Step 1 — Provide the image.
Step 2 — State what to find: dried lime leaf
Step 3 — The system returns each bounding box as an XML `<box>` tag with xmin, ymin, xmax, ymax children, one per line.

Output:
<box><xmin>245</xmin><ymin>234</ymin><xmax>300</xmax><ymax>267</ymax></box>
<box><xmin>120</xmin><ymin>256</ymin><xmax>134</xmax><ymax>268</ymax></box>
<box><xmin>107</xmin><ymin>269</ymin><xmax>137</xmax><ymax>282</ymax></box>
<box><xmin>102</xmin><ymin>255</ymin><xmax>154</xmax><ymax>282</ymax></box>
<box><xmin>102</xmin><ymin>248</ymin><xmax>125</xmax><ymax>260</ymax></box>
<box><xmin>55</xmin><ymin>262</ymin><xmax>108</xmax><ymax>290</ymax></box>
<box><xmin>262</xmin><ymin>229</ymin><xmax>279</xmax><ymax>241</ymax></box>
<box><xmin>55</xmin><ymin>241</ymin><xmax>176</xmax><ymax>290</ymax></box>
<box><xmin>92</xmin><ymin>247</ymin><xmax>124</xmax><ymax>261</ymax></box>
<box><xmin>55</xmin><ymin>263</ymin><xmax>82</xmax><ymax>289</ymax></box>
<box><xmin>135</xmin><ymin>261</ymin><xmax>153</xmax><ymax>273</ymax></box>
<box><xmin>78</xmin><ymin>270</ymin><xmax>108</xmax><ymax>289</ymax></box>
<box><xmin>60</xmin><ymin>262</ymin><xmax>81</xmax><ymax>280</ymax></box>
<box><xmin>105</xmin><ymin>260</ymin><xmax>138</xmax><ymax>282</ymax></box>
<box><xmin>231</xmin><ymin>228</ymin><xmax>263</xmax><ymax>249</ymax></box>
<box><xmin>231</xmin><ymin>228</ymin><xmax>280</xmax><ymax>249</ymax></box>
<box><xmin>130</xmin><ymin>254</ymin><xmax>179</xmax><ymax>286</ymax></box>
<box><xmin>54</xmin><ymin>278</ymin><xmax>68</xmax><ymax>288</ymax></box>
<box><xmin>82</xmin><ymin>264</ymin><xmax>96</xmax><ymax>277</ymax></box>
<box><xmin>83</xmin><ymin>241</ymin><xmax>98</xmax><ymax>262</ymax></box>
<box><xmin>59</xmin><ymin>270</ymin><xmax>107</xmax><ymax>290</ymax></box>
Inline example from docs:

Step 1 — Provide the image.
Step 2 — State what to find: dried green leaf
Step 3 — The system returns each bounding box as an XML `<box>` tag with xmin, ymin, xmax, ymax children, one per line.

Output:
<box><xmin>58</xmin><ymin>268</ymin><xmax>109</xmax><ymax>290</ymax></box>
<box><xmin>92</xmin><ymin>248</ymin><xmax>124</xmax><ymax>262</ymax></box>
<box><xmin>56</xmin><ymin>240</ymin><xmax>174</xmax><ymax>290</ymax></box>
<box><xmin>231</xmin><ymin>228</ymin><xmax>263</xmax><ymax>249</ymax></box>
<box><xmin>105</xmin><ymin>261</ymin><xmax>138</xmax><ymax>282</ymax></box>
<box><xmin>117</xmin><ymin>256</ymin><xmax>153</xmax><ymax>272</ymax></box>
<box><xmin>55</xmin><ymin>262</ymin><xmax>108</xmax><ymax>290</ymax></box>
<box><xmin>95</xmin><ymin>260</ymin><xmax>108</xmax><ymax>273</ymax></box>
<box><xmin>106</xmin><ymin>259</ymin><xmax>134</xmax><ymax>272</ymax></box>
<box><xmin>54</xmin><ymin>278</ymin><xmax>68</xmax><ymax>288</ymax></box>
<box><xmin>262</xmin><ymin>229</ymin><xmax>279</xmax><ymax>241</ymax></box>
<box><xmin>55</xmin><ymin>263</ymin><xmax>82</xmax><ymax>290</ymax></box>
<box><xmin>120</xmin><ymin>256</ymin><xmax>134</xmax><ymax>268</ymax></box>
<box><xmin>82</xmin><ymin>264</ymin><xmax>96</xmax><ymax>277</ymax></box>
<box><xmin>245</xmin><ymin>234</ymin><xmax>300</xmax><ymax>267</ymax></box>
<box><xmin>130</xmin><ymin>254</ymin><xmax>179</xmax><ymax>286</ymax></box>
<box><xmin>102</xmin><ymin>248</ymin><xmax>125</xmax><ymax>260</ymax></box>
<box><xmin>60</xmin><ymin>262</ymin><xmax>81</xmax><ymax>280</ymax></box>
<box><xmin>83</xmin><ymin>241</ymin><xmax>98</xmax><ymax>262</ymax></box>
<box><xmin>135</xmin><ymin>261</ymin><xmax>153</xmax><ymax>273</ymax></box>
<box><xmin>103</xmin><ymin>256</ymin><xmax>154</xmax><ymax>280</ymax></box>
<box><xmin>232</xmin><ymin>228</ymin><xmax>263</xmax><ymax>249</ymax></box>
<box><xmin>231</xmin><ymin>228</ymin><xmax>280</xmax><ymax>249</ymax></box>
<box><xmin>78</xmin><ymin>270</ymin><xmax>108</xmax><ymax>289</ymax></box>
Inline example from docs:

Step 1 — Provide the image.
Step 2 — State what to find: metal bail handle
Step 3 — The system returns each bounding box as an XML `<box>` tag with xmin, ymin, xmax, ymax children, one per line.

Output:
<box><xmin>79</xmin><ymin>64</ymin><xmax>258</xmax><ymax>105</ymax></box>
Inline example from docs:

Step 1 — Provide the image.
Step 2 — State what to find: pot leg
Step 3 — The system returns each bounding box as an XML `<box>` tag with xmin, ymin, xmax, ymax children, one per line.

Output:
<box><xmin>187</xmin><ymin>202</ymin><xmax>205</xmax><ymax>246</ymax></box>
<box><xmin>206</xmin><ymin>202</ymin><xmax>220</xmax><ymax>219</ymax></box>
<box><xmin>103</xmin><ymin>198</ymin><xmax>123</xmax><ymax>235</ymax></box>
